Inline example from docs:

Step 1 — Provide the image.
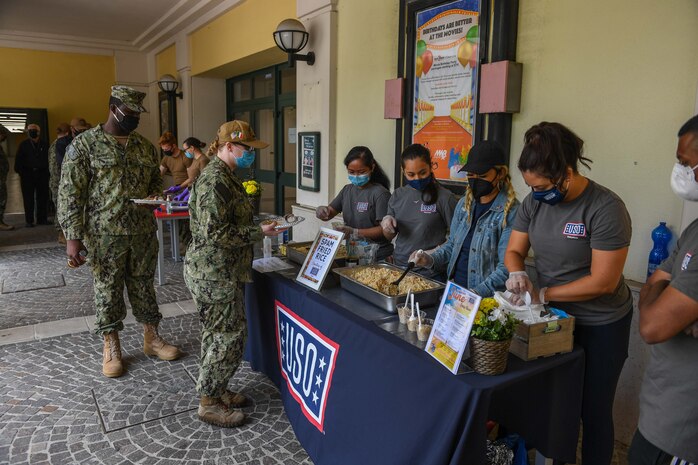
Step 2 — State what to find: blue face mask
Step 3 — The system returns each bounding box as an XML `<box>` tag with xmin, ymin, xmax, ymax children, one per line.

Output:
<box><xmin>348</xmin><ymin>174</ymin><xmax>370</xmax><ymax>187</ymax></box>
<box><xmin>406</xmin><ymin>175</ymin><xmax>433</xmax><ymax>191</ymax></box>
<box><xmin>235</xmin><ymin>149</ymin><xmax>256</xmax><ymax>168</ymax></box>
<box><xmin>184</xmin><ymin>150</ymin><xmax>194</xmax><ymax>159</ymax></box>
<box><xmin>532</xmin><ymin>181</ymin><xmax>567</xmax><ymax>205</ymax></box>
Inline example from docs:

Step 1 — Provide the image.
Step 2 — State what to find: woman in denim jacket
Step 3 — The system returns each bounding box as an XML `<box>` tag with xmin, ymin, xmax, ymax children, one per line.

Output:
<box><xmin>411</xmin><ymin>141</ymin><xmax>519</xmax><ymax>296</ymax></box>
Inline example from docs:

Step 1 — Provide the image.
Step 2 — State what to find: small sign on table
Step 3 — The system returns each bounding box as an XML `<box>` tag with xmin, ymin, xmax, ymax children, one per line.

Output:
<box><xmin>296</xmin><ymin>227</ymin><xmax>344</xmax><ymax>291</ymax></box>
<box><xmin>424</xmin><ymin>281</ymin><xmax>481</xmax><ymax>374</ymax></box>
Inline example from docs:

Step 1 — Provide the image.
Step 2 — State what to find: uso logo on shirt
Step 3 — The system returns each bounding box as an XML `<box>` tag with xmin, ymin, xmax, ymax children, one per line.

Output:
<box><xmin>276</xmin><ymin>301</ymin><xmax>340</xmax><ymax>432</ymax></box>
<box><xmin>420</xmin><ymin>204</ymin><xmax>437</xmax><ymax>214</ymax></box>
<box><xmin>356</xmin><ymin>202</ymin><xmax>369</xmax><ymax>212</ymax></box>
<box><xmin>563</xmin><ymin>222</ymin><xmax>587</xmax><ymax>238</ymax></box>
<box><xmin>681</xmin><ymin>252</ymin><xmax>693</xmax><ymax>271</ymax></box>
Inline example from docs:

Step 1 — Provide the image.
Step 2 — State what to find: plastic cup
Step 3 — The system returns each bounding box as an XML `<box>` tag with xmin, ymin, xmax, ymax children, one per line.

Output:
<box><xmin>407</xmin><ymin>311</ymin><xmax>427</xmax><ymax>332</ymax></box>
<box><xmin>397</xmin><ymin>305</ymin><xmax>411</xmax><ymax>324</ymax></box>
<box><xmin>417</xmin><ymin>318</ymin><xmax>434</xmax><ymax>342</ymax></box>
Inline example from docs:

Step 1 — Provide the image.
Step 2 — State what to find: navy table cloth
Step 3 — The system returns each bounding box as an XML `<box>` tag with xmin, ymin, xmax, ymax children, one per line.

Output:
<box><xmin>245</xmin><ymin>270</ymin><xmax>584</xmax><ymax>465</ymax></box>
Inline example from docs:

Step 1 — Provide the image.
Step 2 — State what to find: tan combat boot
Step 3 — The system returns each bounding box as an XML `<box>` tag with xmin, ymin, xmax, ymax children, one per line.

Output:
<box><xmin>143</xmin><ymin>323</ymin><xmax>182</xmax><ymax>361</ymax></box>
<box><xmin>221</xmin><ymin>390</ymin><xmax>248</xmax><ymax>408</ymax></box>
<box><xmin>103</xmin><ymin>332</ymin><xmax>123</xmax><ymax>378</ymax></box>
<box><xmin>198</xmin><ymin>396</ymin><xmax>246</xmax><ymax>428</ymax></box>
<box><xmin>57</xmin><ymin>230</ymin><xmax>66</xmax><ymax>244</ymax></box>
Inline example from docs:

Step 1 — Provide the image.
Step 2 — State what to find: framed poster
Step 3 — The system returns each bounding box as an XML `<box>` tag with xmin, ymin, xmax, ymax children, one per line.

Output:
<box><xmin>158</xmin><ymin>91</ymin><xmax>177</xmax><ymax>139</ymax></box>
<box><xmin>409</xmin><ymin>0</ymin><xmax>482</xmax><ymax>184</ymax></box>
<box><xmin>298</xmin><ymin>132</ymin><xmax>320</xmax><ymax>192</ymax></box>
<box><xmin>296</xmin><ymin>228</ymin><xmax>344</xmax><ymax>290</ymax></box>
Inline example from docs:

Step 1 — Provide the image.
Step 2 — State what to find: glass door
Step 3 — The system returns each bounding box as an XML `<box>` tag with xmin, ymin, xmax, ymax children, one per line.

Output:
<box><xmin>227</xmin><ymin>65</ymin><xmax>297</xmax><ymax>215</ymax></box>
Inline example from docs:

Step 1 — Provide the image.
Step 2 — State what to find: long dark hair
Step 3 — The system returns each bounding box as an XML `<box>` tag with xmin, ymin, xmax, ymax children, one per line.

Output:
<box><xmin>344</xmin><ymin>146</ymin><xmax>391</xmax><ymax>190</ymax></box>
<box><xmin>401</xmin><ymin>143</ymin><xmax>438</xmax><ymax>205</ymax></box>
<box><xmin>518</xmin><ymin>122</ymin><xmax>592</xmax><ymax>182</ymax></box>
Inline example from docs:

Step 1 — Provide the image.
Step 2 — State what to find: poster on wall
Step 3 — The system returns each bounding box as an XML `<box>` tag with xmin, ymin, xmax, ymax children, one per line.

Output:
<box><xmin>412</xmin><ymin>0</ymin><xmax>480</xmax><ymax>183</ymax></box>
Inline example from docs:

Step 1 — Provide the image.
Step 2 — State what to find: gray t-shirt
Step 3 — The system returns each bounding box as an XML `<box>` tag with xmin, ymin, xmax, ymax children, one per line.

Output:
<box><xmin>638</xmin><ymin>218</ymin><xmax>698</xmax><ymax>463</ymax></box>
<box><xmin>329</xmin><ymin>182</ymin><xmax>393</xmax><ymax>259</ymax></box>
<box><xmin>387</xmin><ymin>184</ymin><xmax>457</xmax><ymax>267</ymax></box>
<box><xmin>512</xmin><ymin>180</ymin><xmax>632</xmax><ymax>325</ymax></box>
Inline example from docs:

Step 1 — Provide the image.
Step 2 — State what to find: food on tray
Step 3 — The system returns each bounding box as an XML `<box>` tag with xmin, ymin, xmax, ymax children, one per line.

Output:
<box><xmin>260</xmin><ymin>219</ymin><xmax>277</xmax><ymax>226</ymax></box>
<box><xmin>284</xmin><ymin>214</ymin><xmax>297</xmax><ymax>223</ymax></box>
<box><xmin>417</xmin><ymin>318</ymin><xmax>434</xmax><ymax>342</ymax></box>
<box><xmin>145</xmin><ymin>195</ymin><xmax>165</xmax><ymax>201</ymax></box>
<box><xmin>350</xmin><ymin>267</ymin><xmax>438</xmax><ymax>296</ymax></box>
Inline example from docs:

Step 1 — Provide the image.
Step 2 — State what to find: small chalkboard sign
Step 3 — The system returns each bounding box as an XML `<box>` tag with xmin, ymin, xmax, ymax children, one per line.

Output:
<box><xmin>298</xmin><ymin>132</ymin><xmax>320</xmax><ymax>192</ymax></box>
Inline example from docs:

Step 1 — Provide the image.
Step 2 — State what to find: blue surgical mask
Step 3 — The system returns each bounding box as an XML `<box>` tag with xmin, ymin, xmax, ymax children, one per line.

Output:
<box><xmin>184</xmin><ymin>150</ymin><xmax>194</xmax><ymax>159</ymax></box>
<box><xmin>406</xmin><ymin>175</ymin><xmax>433</xmax><ymax>191</ymax></box>
<box><xmin>348</xmin><ymin>174</ymin><xmax>370</xmax><ymax>187</ymax></box>
<box><xmin>532</xmin><ymin>181</ymin><xmax>567</xmax><ymax>205</ymax></box>
<box><xmin>235</xmin><ymin>149</ymin><xmax>256</xmax><ymax>168</ymax></box>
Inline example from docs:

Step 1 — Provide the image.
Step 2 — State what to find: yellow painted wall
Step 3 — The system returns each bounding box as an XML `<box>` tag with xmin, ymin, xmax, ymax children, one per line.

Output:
<box><xmin>156</xmin><ymin>44</ymin><xmax>178</xmax><ymax>80</ymax></box>
<box><xmin>189</xmin><ymin>0</ymin><xmax>295</xmax><ymax>76</ymax></box>
<box><xmin>335</xmin><ymin>0</ymin><xmax>400</xmax><ymax>191</ymax></box>
<box><xmin>511</xmin><ymin>0</ymin><xmax>698</xmax><ymax>281</ymax></box>
<box><xmin>0</xmin><ymin>47</ymin><xmax>114</xmax><ymax>135</ymax></box>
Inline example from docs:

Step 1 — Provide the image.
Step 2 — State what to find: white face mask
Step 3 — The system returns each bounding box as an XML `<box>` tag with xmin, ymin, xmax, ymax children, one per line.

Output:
<box><xmin>670</xmin><ymin>162</ymin><xmax>698</xmax><ymax>201</ymax></box>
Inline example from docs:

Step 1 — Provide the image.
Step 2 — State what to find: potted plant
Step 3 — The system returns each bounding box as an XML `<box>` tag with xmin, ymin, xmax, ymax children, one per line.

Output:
<box><xmin>469</xmin><ymin>297</ymin><xmax>519</xmax><ymax>375</ymax></box>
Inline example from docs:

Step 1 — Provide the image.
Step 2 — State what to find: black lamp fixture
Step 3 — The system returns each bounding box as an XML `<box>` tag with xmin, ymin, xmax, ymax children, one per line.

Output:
<box><xmin>273</xmin><ymin>19</ymin><xmax>315</xmax><ymax>67</ymax></box>
<box><xmin>157</xmin><ymin>74</ymin><xmax>183</xmax><ymax>99</ymax></box>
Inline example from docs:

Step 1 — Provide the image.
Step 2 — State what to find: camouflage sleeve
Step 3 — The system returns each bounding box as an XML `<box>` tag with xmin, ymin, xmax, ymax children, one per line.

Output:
<box><xmin>147</xmin><ymin>144</ymin><xmax>163</xmax><ymax>195</ymax></box>
<box><xmin>196</xmin><ymin>185</ymin><xmax>263</xmax><ymax>248</ymax></box>
<box><xmin>57</xmin><ymin>142</ymin><xmax>89</xmax><ymax>240</ymax></box>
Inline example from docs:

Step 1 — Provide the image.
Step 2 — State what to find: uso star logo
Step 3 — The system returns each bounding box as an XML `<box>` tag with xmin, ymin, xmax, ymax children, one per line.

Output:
<box><xmin>681</xmin><ymin>252</ymin><xmax>693</xmax><ymax>271</ymax></box>
<box><xmin>420</xmin><ymin>204</ymin><xmax>437</xmax><ymax>214</ymax></box>
<box><xmin>563</xmin><ymin>222</ymin><xmax>586</xmax><ymax>238</ymax></box>
<box><xmin>276</xmin><ymin>301</ymin><xmax>340</xmax><ymax>432</ymax></box>
<box><xmin>356</xmin><ymin>202</ymin><xmax>369</xmax><ymax>212</ymax></box>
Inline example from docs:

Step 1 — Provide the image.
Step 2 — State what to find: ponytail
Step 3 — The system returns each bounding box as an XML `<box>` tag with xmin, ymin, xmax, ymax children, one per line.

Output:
<box><xmin>343</xmin><ymin>146</ymin><xmax>391</xmax><ymax>190</ymax></box>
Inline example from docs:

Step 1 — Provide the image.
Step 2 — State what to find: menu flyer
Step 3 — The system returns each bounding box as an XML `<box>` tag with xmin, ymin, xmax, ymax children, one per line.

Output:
<box><xmin>425</xmin><ymin>281</ymin><xmax>481</xmax><ymax>374</ymax></box>
<box><xmin>296</xmin><ymin>228</ymin><xmax>344</xmax><ymax>291</ymax></box>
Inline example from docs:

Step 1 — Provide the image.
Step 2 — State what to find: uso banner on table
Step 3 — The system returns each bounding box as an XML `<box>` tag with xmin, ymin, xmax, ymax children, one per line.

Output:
<box><xmin>275</xmin><ymin>301</ymin><xmax>339</xmax><ymax>432</ymax></box>
<box><xmin>412</xmin><ymin>0</ymin><xmax>480</xmax><ymax>183</ymax></box>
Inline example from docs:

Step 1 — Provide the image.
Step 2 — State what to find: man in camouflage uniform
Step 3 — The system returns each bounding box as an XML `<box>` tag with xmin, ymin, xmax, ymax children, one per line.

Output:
<box><xmin>49</xmin><ymin>122</ymin><xmax>71</xmax><ymax>243</ymax></box>
<box><xmin>0</xmin><ymin>124</ymin><xmax>12</xmax><ymax>231</ymax></box>
<box><xmin>185</xmin><ymin>120</ymin><xmax>280</xmax><ymax>427</ymax></box>
<box><xmin>58</xmin><ymin>86</ymin><xmax>182</xmax><ymax>378</ymax></box>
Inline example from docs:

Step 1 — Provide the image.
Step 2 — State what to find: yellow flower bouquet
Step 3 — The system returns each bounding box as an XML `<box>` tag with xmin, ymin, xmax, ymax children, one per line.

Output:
<box><xmin>471</xmin><ymin>297</ymin><xmax>518</xmax><ymax>342</ymax></box>
<box><xmin>242</xmin><ymin>180</ymin><xmax>262</xmax><ymax>197</ymax></box>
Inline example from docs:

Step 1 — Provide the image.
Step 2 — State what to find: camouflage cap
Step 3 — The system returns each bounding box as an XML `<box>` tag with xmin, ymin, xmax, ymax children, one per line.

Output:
<box><xmin>217</xmin><ymin>120</ymin><xmax>269</xmax><ymax>149</ymax></box>
<box><xmin>111</xmin><ymin>85</ymin><xmax>147</xmax><ymax>113</ymax></box>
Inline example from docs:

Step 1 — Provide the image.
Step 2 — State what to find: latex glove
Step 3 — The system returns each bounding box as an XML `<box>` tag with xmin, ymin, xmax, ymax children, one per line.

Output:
<box><xmin>381</xmin><ymin>215</ymin><xmax>398</xmax><ymax>234</ymax></box>
<box><xmin>511</xmin><ymin>287</ymin><xmax>549</xmax><ymax>306</ymax></box>
<box><xmin>505</xmin><ymin>271</ymin><xmax>533</xmax><ymax>294</ymax></box>
<box><xmin>409</xmin><ymin>249</ymin><xmax>434</xmax><ymax>269</ymax></box>
<box><xmin>173</xmin><ymin>187</ymin><xmax>190</xmax><ymax>202</ymax></box>
<box><xmin>164</xmin><ymin>185</ymin><xmax>183</xmax><ymax>194</ymax></box>
<box><xmin>684</xmin><ymin>321</ymin><xmax>698</xmax><ymax>338</ymax></box>
<box><xmin>316</xmin><ymin>206</ymin><xmax>331</xmax><ymax>220</ymax></box>
<box><xmin>334</xmin><ymin>224</ymin><xmax>356</xmax><ymax>237</ymax></box>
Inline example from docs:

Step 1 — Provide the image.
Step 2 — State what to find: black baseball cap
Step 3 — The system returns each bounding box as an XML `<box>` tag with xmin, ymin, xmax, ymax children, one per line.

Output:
<box><xmin>459</xmin><ymin>140</ymin><xmax>507</xmax><ymax>175</ymax></box>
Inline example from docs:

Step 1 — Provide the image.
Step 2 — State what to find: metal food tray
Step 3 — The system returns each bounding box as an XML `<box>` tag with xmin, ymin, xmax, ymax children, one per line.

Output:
<box><xmin>286</xmin><ymin>241</ymin><xmax>347</xmax><ymax>266</ymax></box>
<box><xmin>332</xmin><ymin>263</ymin><xmax>445</xmax><ymax>313</ymax></box>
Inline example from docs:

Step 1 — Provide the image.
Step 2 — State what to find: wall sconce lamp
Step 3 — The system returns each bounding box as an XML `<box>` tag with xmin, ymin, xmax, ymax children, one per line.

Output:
<box><xmin>273</xmin><ymin>19</ymin><xmax>315</xmax><ymax>67</ymax></box>
<box><xmin>157</xmin><ymin>74</ymin><xmax>183</xmax><ymax>99</ymax></box>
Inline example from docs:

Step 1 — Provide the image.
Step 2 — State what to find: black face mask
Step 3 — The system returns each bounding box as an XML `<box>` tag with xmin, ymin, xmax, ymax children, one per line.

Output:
<box><xmin>28</xmin><ymin>129</ymin><xmax>39</xmax><ymax>139</ymax></box>
<box><xmin>468</xmin><ymin>177</ymin><xmax>496</xmax><ymax>199</ymax></box>
<box><xmin>112</xmin><ymin>106</ymin><xmax>140</xmax><ymax>133</ymax></box>
<box><xmin>162</xmin><ymin>150</ymin><xmax>173</xmax><ymax>156</ymax></box>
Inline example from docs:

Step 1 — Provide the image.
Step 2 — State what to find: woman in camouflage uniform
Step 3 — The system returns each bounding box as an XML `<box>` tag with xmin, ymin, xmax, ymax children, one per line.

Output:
<box><xmin>185</xmin><ymin>120</ymin><xmax>281</xmax><ymax>427</ymax></box>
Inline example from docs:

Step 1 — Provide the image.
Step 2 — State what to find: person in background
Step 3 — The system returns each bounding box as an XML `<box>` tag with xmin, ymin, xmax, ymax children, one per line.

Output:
<box><xmin>315</xmin><ymin>146</ymin><xmax>393</xmax><ymax>260</ymax></box>
<box><xmin>185</xmin><ymin>120</ymin><xmax>282</xmax><ymax>427</ymax></box>
<box><xmin>0</xmin><ymin>124</ymin><xmax>12</xmax><ymax>231</ymax></box>
<box><xmin>69</xmin><ymin>117</ymin><xmax>89</xmax><ymax>140</ymax></box>
<box><xmin>628</xmin><ymin>114</ymin><xmax>698</xmax><ymax>465</ymax></box>
<box><xmin>159</xmin><ymin>131</ymin><xmax>192</xmax><ymax>188</ymax></box>
<box><xmin>177</xmin><ymin>137</ymin><xmax>210</xmax><ymax>190</ymax></box>
<box><xmin>381</xmin><ymin>143</ymin><xmax>457</xmax><ymax>278</ymax></box>
<box><xmin>59</xmin><ymin>86</ymin><xmax>182</xmax><ymax>379</ymax></box>
<box><xmin>410</xmin><ymin>141</ymin><xmax>519</xmax><ymax>294</ymax></box>
<box><xmin>49</xmin><ymin>122</ymin><xmax>71</xmax><ymax>243</ymax></box>
<box><xmin>15</xmin><ymin>123</ymin><xmax>50</xmax><ymax>227</ymax></box>
<box><xmin>504</xmin><ymin>122</ymin><xmax>632</xmax><ymax>465</ymax></box>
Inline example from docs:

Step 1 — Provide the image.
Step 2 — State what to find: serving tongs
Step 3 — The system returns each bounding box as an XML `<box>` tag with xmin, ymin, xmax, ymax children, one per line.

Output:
<box><xmin>389</xmin><ymin>249</ymin><xmax>422</xmax><ymax>292</ymax></box>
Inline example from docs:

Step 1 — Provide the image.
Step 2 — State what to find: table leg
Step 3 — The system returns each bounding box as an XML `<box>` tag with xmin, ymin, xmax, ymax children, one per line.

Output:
<box><xmin>156</xmin><ymin>219</ymin><xmax>166</xmax><ymax>285</ymax></box>
<box><xmin>172</xmin><ymin>219</ymin><xmax>180</xmax><ymax>261</ymax></box>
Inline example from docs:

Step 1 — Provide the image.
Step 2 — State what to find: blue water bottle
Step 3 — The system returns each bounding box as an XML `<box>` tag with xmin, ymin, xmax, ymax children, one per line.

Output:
<box><xmin>647</xmin><ymin>222</ymin><xmax>672</xmax><ymax>277</ymax></box>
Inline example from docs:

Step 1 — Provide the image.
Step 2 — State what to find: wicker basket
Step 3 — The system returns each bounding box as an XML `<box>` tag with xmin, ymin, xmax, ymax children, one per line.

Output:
<box><xmin>469</xmin><ymin>337</ymin><xmax>512</xmax><ymax>375</ymax></box>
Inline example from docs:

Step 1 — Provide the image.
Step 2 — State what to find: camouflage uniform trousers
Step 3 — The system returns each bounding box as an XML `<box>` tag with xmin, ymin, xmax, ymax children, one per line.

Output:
<box><xmin>85</xmin><ymin>233</ymin><xmax>162</xmax><ymax>335</ymax></box>
<box><xmin>0</xmin><ymin>155</ymin><xmax>8</xmax><ymax>221</ymax></box>
<box><xmin>184</xmin><ymin>267</ymin><xmax>247</xmax><ymax>398</ymax></box>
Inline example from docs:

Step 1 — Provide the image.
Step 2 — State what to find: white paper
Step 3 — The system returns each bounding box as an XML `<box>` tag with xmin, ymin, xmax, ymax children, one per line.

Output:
<box><xmin>253</xmin><ymin>257</ymin><xmax>294</xmax><ymax>273</ymax></box>
<box><xmin>296</xmin><ymin>228</ymin><xmax>344</xmax><ymax>290</ymax></box>
<box><xmin>288</xmin><ymin>128</ymin><xmax>297</xmax><ymax>144</ymax></box>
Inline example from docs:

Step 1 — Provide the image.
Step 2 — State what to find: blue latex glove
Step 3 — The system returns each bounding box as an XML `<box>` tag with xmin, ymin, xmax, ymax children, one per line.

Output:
<box><xmin>173</xmin><ymin>187</ymin><xmax>190</xmax><ymax>202</ymax></box>
<box><xmin>164</xmin><ymin>185</ymin><xmax>183</xmax><ymax>194</ymax></box>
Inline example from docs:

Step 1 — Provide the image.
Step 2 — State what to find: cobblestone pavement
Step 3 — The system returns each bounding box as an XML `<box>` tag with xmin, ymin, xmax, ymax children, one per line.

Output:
<box><xmin>0</xmin><ymin>314</ymin><xmax>314</xmax><ymax>465</ymax></box>
<box><xmin>0</xmin><ymin>246</ymin><xmax>191</xmax><ymax>330</ymax></box>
